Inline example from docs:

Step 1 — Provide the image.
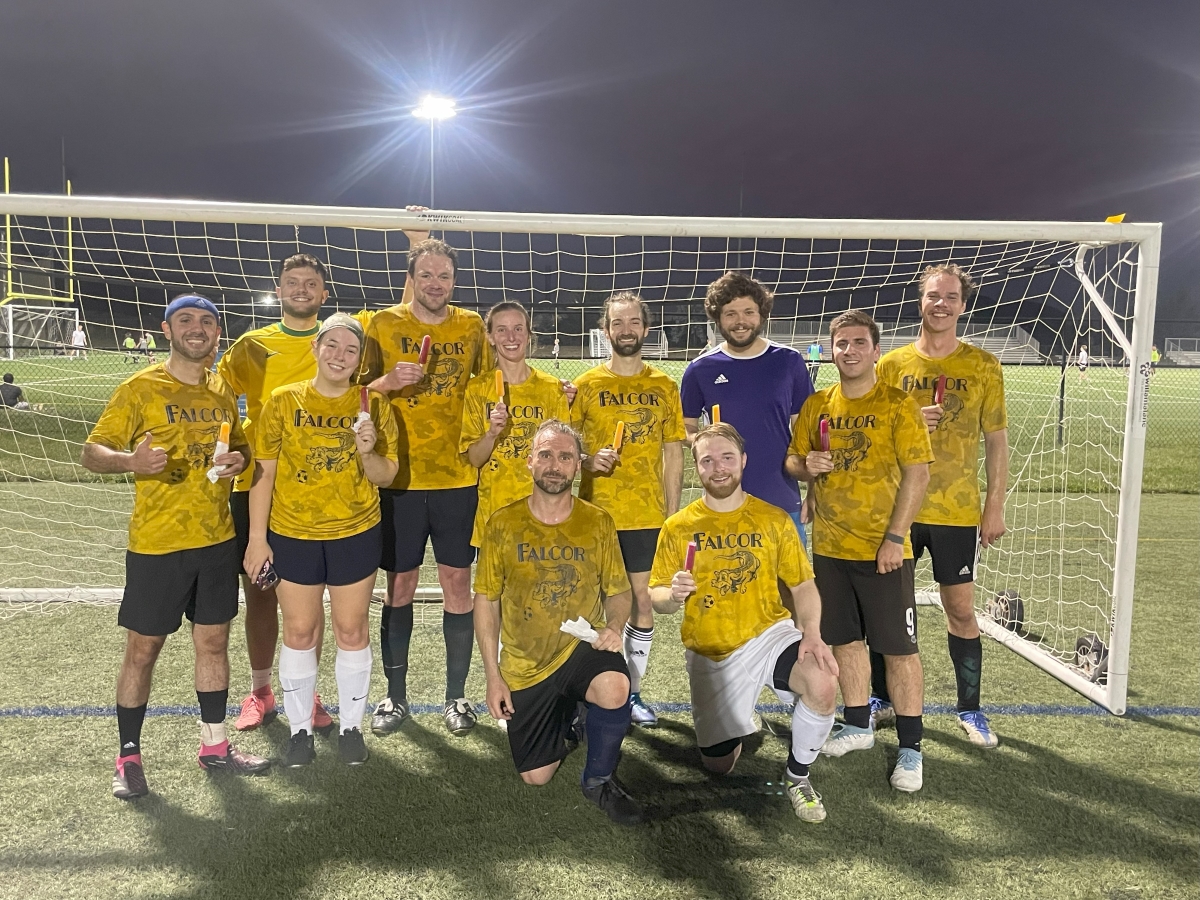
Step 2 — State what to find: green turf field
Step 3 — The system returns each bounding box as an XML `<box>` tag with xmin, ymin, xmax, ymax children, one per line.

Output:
<box><xmin>0</xmin><ymin>494</ymin><xmax>1196</xmax><ymax>900</ymax></box>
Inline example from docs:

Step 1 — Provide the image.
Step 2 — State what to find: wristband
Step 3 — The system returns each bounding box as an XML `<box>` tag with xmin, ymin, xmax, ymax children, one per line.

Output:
<box><xmin>884</xmin><ymin>532</ymin><xmax>905</xmax><ymax>545</ymax></box>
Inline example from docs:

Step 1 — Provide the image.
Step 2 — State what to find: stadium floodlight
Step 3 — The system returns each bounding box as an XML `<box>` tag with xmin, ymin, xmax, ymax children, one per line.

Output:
<box><xmin>412</xmin><ymin>94</ymin><xmax>457</xmax><ymax>208</ymax></box>
<box><xmin>257</xmin><ymin>293</ymin><xmax>278</xmax><ymax>305</ymax></box>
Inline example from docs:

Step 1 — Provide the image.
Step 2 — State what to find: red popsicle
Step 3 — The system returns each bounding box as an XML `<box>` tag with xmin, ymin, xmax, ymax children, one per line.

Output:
<box><xmin>684</xmin><ymin>541</ymin><xmax>697</xmax><ymax>572</ymax></box>
<box><xmin>418</xmin><ymin>334</ymin><xmax>432</xmax><ymax>365</ymax></box>
<box><xmin>933</xmin><ymin>374</ymin><xmax>947</xmax><ymax>405</ymax></box>
<box><xmin>819</xmin><ymin>416</ymin><xmax>830</xmax><ymax>452</ymax></box>
<box><xmin>360</xmin><ymin>386</ymin><xmax>370</xmax><ymax>413</ymax></box>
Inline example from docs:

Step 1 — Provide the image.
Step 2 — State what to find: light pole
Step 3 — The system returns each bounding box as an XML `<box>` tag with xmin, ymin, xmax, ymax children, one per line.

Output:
<box><xmin>412</xmin><ymin>94</ymin><xmax>457</xmax><ymax>208</ymax></box>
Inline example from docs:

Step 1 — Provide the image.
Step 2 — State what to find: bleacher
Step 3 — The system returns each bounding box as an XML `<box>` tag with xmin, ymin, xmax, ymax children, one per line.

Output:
<box><xmin>767</xmin><ymin>322</ymin><xmax>1044</xmax><ymax>364</ymax></box>
<box><xmin>1165</xmin><ymin>339</ymin><xmax>1200</xmax><ymax>366</ymax></box>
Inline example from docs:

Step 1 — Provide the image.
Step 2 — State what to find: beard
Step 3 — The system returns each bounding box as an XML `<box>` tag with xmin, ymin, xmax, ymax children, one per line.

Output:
<box><xmin>610</xmin><ymin>334</ymin><xmax>644</xmax><ymax>357</ymax></box>
<box><xmin>718</xmin><ymin>321</ymin><xmax>761</xmax><ymax>350</ymax></box>
<box><xmin>700</xmin><ymin>471</ymin><xmax>741</xmax><ymax>500</ymax></box>
<box><xmin>534</xmin><ymin>472</ymin><xmax>573</xmax><ymax>495</ymax></box>
<box><xmin>170</xmin><ymin>333</ymin><xmax>216</xmax><ymax>362</ymax></box>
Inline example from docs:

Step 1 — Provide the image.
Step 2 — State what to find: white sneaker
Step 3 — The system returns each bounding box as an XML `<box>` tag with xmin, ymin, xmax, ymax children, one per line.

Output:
<box><xmin>820</xmin><ymin>722</ymin><xmax>875</xmax><ymax>757</ymax></box>
<box><xmin>957</xmin><ymin>710</ymin><xmax>999</xmax><ymax>748</ymax></box>
<box><xmin>890</xmin><ymin>747</ymin><xmax>923</xmax><ymax>792</ymax></box>
<box><xmin>786</xmin><ymin>774</ymin><xmax>827</xmax><ymax>823</ymax></box>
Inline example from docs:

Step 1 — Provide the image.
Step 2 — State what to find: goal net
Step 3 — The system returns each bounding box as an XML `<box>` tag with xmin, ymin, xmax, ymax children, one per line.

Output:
<box><xmin>2</xmin><ymin>304</ymin><xmax>79</xmax><ymax>359</ymax></box>
<box><xmin>0</xmin><ymin>194</ymin><xmax>1164</xmax><ymax>714</ymax></box>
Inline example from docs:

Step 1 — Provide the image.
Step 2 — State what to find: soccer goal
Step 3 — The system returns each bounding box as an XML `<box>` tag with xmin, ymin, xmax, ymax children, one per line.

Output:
<box><xmin>2</xmin><ymin>304</ymin><xmax>80</xmax><ymax>359</ymax></box>
<box><xmin>0</xmin><ymin>193</ymin><xmax>1161</xmax><ymax>715</ymax></box>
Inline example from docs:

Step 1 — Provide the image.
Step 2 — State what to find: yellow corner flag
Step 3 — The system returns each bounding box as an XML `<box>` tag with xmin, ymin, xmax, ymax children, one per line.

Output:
<box><xmin>1105</xmin><ymin>213</ymin><xmax>1126</xmax><ymax>224</ymax></box>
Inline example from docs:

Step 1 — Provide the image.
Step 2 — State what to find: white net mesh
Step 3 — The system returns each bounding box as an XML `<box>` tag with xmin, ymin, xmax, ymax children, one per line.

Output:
<box><xmin>0</xmin><ymin>200</ymin><xmax>1175</xmax><ymax>711</ymax></box>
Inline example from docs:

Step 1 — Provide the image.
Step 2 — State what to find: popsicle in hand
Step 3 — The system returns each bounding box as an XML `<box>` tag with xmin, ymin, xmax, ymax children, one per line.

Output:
<box><xmin>819</xmin><ymin>415</ymin><xmax>830</xmax><ymax>453</ymax></box>
<box><xmin>684</xmin><ymin>540</ymin><xmax>697</xmax><ymax>572</ymax></box>
<box><xmin>933</xmin><ymin>374</ymin><xmax>947</xmax><ymax>405</ymax></box>
<box><xmin>711</xmin><ymin>404</ymin><xmax>721</xmax><ymax>424</ymax></box>
<box><xmin>207</xmin><ymin>421</ymin><xmax>232</xmax><ymax>482</ymax></box>
<box><xmin>418</xmin><ymin>334</ymin><xmax>432</xmax><ymax>365</ymax></box>
<box><xmin>612</xmin><ymin>421</ymin><xmax>625</xmax><ymax>451</ymax></box>
<box><xmin>353</xmin><ymin>386</ymin><xmax>371</xmax><ymax>432</ymax></box>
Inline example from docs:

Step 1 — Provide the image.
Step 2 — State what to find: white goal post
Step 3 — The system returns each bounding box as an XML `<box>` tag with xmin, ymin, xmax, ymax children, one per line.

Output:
<box><xmin>0</xmin><ymin>192</ymin><xmax>1161</xmax><ymax>715</ymax></box>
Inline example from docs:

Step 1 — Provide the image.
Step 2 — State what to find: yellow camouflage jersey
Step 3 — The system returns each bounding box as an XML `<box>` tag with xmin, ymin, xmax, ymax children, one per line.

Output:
<box><xmin>474</xmin><ymin>498</ymin><xmax>631</xmax><ymax>691</ymax></box>
<box><xmin>86</xmin><ymin>365</ymin><xmax>249</xmax><ymax>555</ymax></box>
<box><xmin>358</xmin><ymin>303</ymin><xmax>494</xmax><ymax>491</ymax></box>
<box><xmin>255</xmin><ymin>381</ymin><xmax>400</xmax><ymax>540</ymax></box>
<box><xmin>459</xmin><ymin>367</ymin><xmax>570</xmax><ymax>547</ymax></box>
<box><xmin>216</xmin><ymin>321</ymin><xmax>320</xmax><ymax>492</ymax></box>
<box><xmin>790</xmin><ymin>380</ymin><xmax>934</xmax><ymax>561</ymax></box>
<box><xmin>650</xmin><ymin>494</ymin><xmax>813</xmax><ymax>661</ymax></box>
<box><xmin>877</xmin><ymin>342</ymin><xmax>1007</xmax><ymax>527</ymax></box>
<box><xmin>570</xmin><ymin>364</ymin><xmax>685</xmax><ymax>531</ymax></box>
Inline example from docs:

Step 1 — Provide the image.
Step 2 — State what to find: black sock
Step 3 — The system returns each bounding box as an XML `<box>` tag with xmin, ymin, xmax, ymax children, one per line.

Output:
<box><xmin>870</xmin><ymin>650</ymin><xmax>890</xmax><ymax>702</ymax></box>
<box><xmin>785</xmin><ymin>751</ymin><xmax>809</xmax><ymax>780</ymax></box>
<box><xmin>117</xmin><ymin>703</ymin><xmax>147</xmax><ymax>757</ymax></box>
<box><xmin>196</xmin><ymin>690</ymin><xmax>228</xmax><ymax>725</ymax></box>
<box><xmin>896</xmin><ymin>714</ymin><xmax>923</xmax><ymax>751</ymax></box>
<box><xmin>948</xmin><ymin>633</ymin><xmax>983</xmax><ymax>712</ymax></box>
<box><xmin>843</xmin><ymin>704</ymin><xmax>870</xmax><ymax>730</ymax></box>
<box><xmin>381</xmin><ymin>604</ymin><xmax>413</xmax><ymax>701</ymax></box>
<box><xmin>443</xmin><ymin>611</ymin><xmax>474</xmax><ymax>702</ymax></box>
<box><xmin>582</xmin><ymin>702</ymin><xmax>631</xmax><ymax>786</ymax></box>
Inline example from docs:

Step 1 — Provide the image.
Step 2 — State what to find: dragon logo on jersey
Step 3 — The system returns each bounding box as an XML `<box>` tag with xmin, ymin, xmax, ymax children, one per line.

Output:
<box><xmin>500</xmin><ymin>420</ymin><xmax>539</xmax><ymax>459</ymax></box>
<box><xmin>830</xmin><ymin>430</ymin><xmax>872</xmax><ymax>471</ymax></box>
<box><xmin>184</xmin><ymin>425</ymin><xmax>220</xmax><ymax>470</ymax></box>
<box><xmin>625</xmin><ymin>407</ymin><xmax>657</xmax><ymax>444</ymax></box>
<box><xmin>710</xmin><ymin>550</ymin><xmax>760</xmax><ymax>595</ymax></box>
<box><xmin>305</xmin><ymin>431</ymin><xmax>357</xmax><ymax>474</ymax></box>
<box><xmin>532</xmin><ymin>562</ymin><xmax>581</xmax><ymax>610</ymax></box>
<box><xmin>935</xmin><ymin>392</ymin><xmax>965</xmax><ymax>430</ymax></box>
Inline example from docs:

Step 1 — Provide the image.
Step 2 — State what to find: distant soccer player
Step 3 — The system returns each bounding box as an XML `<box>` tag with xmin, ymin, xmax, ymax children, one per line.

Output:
<box><xmin>473</xmin><ymin>420</ymin><xmax>643</xmax><ymax>825</ymax></box>
<box><xmin>244</xmin><ymin>314</ymin><xmax>399</xmax><ymax>767</ymax></box>
<box><xmin>218</xmin><ymin>253</ymin><xmax>338</xmax><ymax>735</ymax></box>
<box><xmin>571</xmin><ymin>292</ymin><xmax>684</xmax><ymax>727</ymax></box>
<box><xmin>552</xmin><ymin>336</ymin><xmax>561</xmax><ymax>370</ymax></box>
<box><xmin>82</xmin><ymin>294</ymin><xmax>270</xmax><ymax>800</ymax></box>
<box><xmin>461</xmin><ymin>302</ymin><xmax>570</xmax><ymax>549</ymax></box>
<box><xmin>806</xmin><ymin>338</ymin><xmax>823</xmax><ymax>383</ymax></box>
<box><xmin>145</xmin><ymin>332</ymin><xmax>158</xmax><ymax>363</ymax></box>
<box><xmin>123</xmin><ymin>333</ymin><xmax>138</xmax><ymax>364</ymax></box>
<box><xmin>70</xmin><ymin>325</ymin><xmax>87</xmax><ymax>359</ymax></box>
<box><xmin>1077</xmin><ymin>344</ymin><xmax>1089</xmax><ymax>381</ymax></box>
<box><xmin>649</xmin><ymin>423</ymin><xmax>838</xmax><ymax>822</ymax></box>
<box><xmin>682</xmin><ymin>272</ymin><xmax>815</xmax><ymax>546</ymax></box>
<box><xmin>785</xmin><ymin>309</ymin><xmax>933</xmax><ymax>792</ymax></box>
<box><xmin>359</xmin><ymin>238</ymin><xmax>494</xmax><ymax>736</ymax></box>
<box><xmin>873</xmin><ymin>264</ymin><xmax>1008</xmax><ymax>748</ymax></box>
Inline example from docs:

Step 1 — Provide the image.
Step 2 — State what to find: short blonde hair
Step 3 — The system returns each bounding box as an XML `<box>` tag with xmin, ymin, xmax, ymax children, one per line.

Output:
<box><xmin>918</xmin><ymin>263</ymin><xmax>975</xmax><ymax>303</ymax></box>
<box><xmin>692</xmin><ymin>422</ymin><xmax>745</xmax><ymax>457</ymax></box>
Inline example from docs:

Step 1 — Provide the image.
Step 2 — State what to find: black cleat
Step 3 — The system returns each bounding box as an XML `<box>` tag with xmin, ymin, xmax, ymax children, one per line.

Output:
<box><xmin>338</xmin><ymin>728</ymin><xmax>369</xmax><ymax>766</ymax></box>
<box><xmin>198</xmin><ymin>742</ymin><xmax>272</xmax><ymax>775</ymax></box>
<box><xmin>284</xmin><ymin>731</ymin><xmax>316</xmax><ymax>768</ymax></box>
<box><xmin>112</xmin><ymin>754</ymin><xmax>149</xmax><ymax>800</ymax></box>
<box><xmin>581</xmin><ymin>776</ymin><xmax>645</xmax><ymax>826</ymax></box>
<box><xmin>370</xmin><ymin>697</ymin><xmax>410</xmax><ymax>736</ymax></box>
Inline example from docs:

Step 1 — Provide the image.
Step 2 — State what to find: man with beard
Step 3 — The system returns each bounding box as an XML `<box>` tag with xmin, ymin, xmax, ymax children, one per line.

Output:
<box><xmin>83</xmin><ymin>294</ymin><xmax>271</xmax><ymax>799</ymax></box>
<box><xmin>218</xmin><ymin>254</ymin><xmax>338</xmax><ymax>734</ymax></box>
<box><xmin>570</xmin><ymin>292</ymin><xmax>684</xmax><ymax>727</ymax></box>
<box><xmin>473</xmin><ymin>420</ymin><xmax>643</xmax><ymax>825</ymax></box>
<box><xmin>681</xmin><ymin>272</ymin><xmax>815</xmax><ymax>546</ymax></box>
<box><xmin>649</xmin><ymin>423</ymin><xmax>838</xmax><ymax>822</ymax></box>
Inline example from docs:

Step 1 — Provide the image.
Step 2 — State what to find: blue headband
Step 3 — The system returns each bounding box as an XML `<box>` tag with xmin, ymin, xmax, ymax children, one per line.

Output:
<box><xmin>165</xmin><ymin>294</ymin><xmax>220</xmax><ymax>321</ymax></box>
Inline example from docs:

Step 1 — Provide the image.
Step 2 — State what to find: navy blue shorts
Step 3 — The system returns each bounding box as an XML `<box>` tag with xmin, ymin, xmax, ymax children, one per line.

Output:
<box><xmin>268</xmin><ymin>523</ymin><xmax>382</xmax><ymax>587</ymax></box>
<box><xmin>380</xmin><ymin>485</ymin><xmax>478</xmax><ymax>572</ymax></box>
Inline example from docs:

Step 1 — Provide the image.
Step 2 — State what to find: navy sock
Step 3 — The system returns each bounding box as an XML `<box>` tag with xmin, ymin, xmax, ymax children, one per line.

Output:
<box><xmin>948</xmin><ymin>633</ymin><xmax>983</xmax><ymax>712</ymax></box>
<box><xmin>843</xmin><ymin>704</ymin><xmax>870</xmax><ymax>730</ymax></box>
<box><xmin>896</xmin><ymin>714</ymin><xmax>923</xmax><ymax>752</ymax></box>
<box><xmin>117</xmin><ymin>703</ymin><xmax>147</xmax><ymax>757</ymax></box>
<box><xmin>443</xmin><ymin>611</ymin><xmax>474</xmax><ymax>702</ymax></box>
<box><xmin>582</xmin><ymin>702</ymin><xmax>631</xmax><ymax>786</ymax></box>
<box><xmin>196</xmin><ymin>690</ymin><xmax>228</xmax><ymax>725</ymax></box>
<box><xmin>381</xmin><ymin>604</ymin><xmax>413</xmax><ymax>701</ymax></box>
<box><xmin>870</xmin><ymin>650</ymin><xmax>890</xmax><ymax>702</ymax></box>
<box><xmin>785</xmin><ymin>751</ymin><xmax>809</xmax><ymax>779</ymax></box>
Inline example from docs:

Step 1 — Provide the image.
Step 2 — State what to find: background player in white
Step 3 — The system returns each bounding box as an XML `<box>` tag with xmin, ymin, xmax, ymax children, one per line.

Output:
<box><xmin>872</xmin><ymin>265</ymin><xmax>1009</xmax><ymax>749</ymax></box>
<box><xmin>70</xmin><ymin>325</ymin><xmax>87</xmax><ymax>359</ymax></box>
<box><xmin>1077</xmin><ymin>344</ymin><xmax>1089</xmax><ymax>381</ymax></box>
<box><xmin>650</xmin><ymin>423</ymin><xmax>838</xmax><ymax>822</ymax></box>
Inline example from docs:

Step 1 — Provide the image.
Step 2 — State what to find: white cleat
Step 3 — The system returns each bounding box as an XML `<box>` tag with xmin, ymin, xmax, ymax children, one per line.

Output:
<box><xmin>820</xmin><ymin>722</ymin><xmax>875</xmax><ymax>757</ymax></box>
<box><xmin>890</xmin><ymin>747</ymin><xmax>924</xmax><ymax>792</ymax></box>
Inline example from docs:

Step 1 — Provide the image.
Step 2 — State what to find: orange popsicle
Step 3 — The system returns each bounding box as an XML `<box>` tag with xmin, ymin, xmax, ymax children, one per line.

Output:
<box><xmin>612</xmin><ymin>421</ymin><xmax>625</xmax><ymax>450</ymax></box>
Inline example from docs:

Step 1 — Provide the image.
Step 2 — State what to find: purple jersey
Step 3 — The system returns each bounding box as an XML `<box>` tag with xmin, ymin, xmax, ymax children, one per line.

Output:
<box><xmin>681</xmin><ymin>342</ymin><xmax>814</xmax><ymax>514</ymax></box>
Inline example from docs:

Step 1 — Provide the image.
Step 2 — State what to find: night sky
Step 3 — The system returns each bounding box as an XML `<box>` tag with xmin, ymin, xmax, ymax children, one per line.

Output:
<box><xmin>2</xmin><ymin>1</ymin><xmax>1197</xmax><ymax>324</ymax></box>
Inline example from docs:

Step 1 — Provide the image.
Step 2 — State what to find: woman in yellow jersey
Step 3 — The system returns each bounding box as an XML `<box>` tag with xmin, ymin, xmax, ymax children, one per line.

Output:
<box><xmin>460</xmin><ymin>301</ymin><xmax>570</xmax><ymax>548</ymax></box>
<box><xmin>244</xmin><ymin>313</ymin><xmax>400</xmax><ymax>769</ymax></box>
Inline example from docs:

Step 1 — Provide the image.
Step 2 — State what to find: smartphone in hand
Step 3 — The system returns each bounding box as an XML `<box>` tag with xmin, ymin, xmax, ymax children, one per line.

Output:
<box><xmin>256</xmin><ymin>560</ymin><xmax>280</xmax><ymax>590</ymax></box>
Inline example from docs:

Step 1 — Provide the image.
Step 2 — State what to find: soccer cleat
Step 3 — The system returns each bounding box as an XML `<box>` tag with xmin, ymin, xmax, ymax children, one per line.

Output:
<box><xmin>820</xmin><ymin>722</ymin><xmax>875</xmax><ymax>757</ymax></box>
<box><xmin>112</xmin><ymin>754</ymin><xmax>149</xmax><ymax>800</ymax></box>
<box><xmin>370</xmin><ymin>697</ymin><xmax>410</xmax><ymax>736</ymax></box>
<box><xmin>312</xmin><ymin>693</ymin><xmax>336</xmax><ymax>737</ymax></box>
<box><xmin>235</xmin><ymin>687</ymin><xmax>277</xmax><ymax>731</ymax></box>
<box><xmin>581</xmin><ymin>777</ymin><xmax>645</xmax><ymax>826</ymax></box>
<box><xmin>197</xmin><ymin>741</ymin><xmax>272</xmax><ymax>775</ymax></box>
<box><xmin>443</xmin><ymin>698</ymin><xmax>478</xmax><ymax>736</ymax></box>
<box><xmin>869</xmin><ymin>696</ymin><xmax>896</xmax><ymax>730</ymax></box>
<box><xmin>957</xmin><ymin>710</ymin><xmax>999</xmax><ymax>749</ymax></box>
<box><xmin>785</xmin><ymin>774</ymin><xmax>827</xmax><ymax>823</ymax></box>
<box><xmin>629</xmin><ymin>693</ymin><xmax>658</xmax><ymax>728</ymax></box>
<box><xmin>284</xmin><ymin>730</ymin><xmax>316</xmax><ymax>768</ymax></box>
<box><xmin>338</xmin><ymin>728</ymin><xmax>369</xmax><ymax>766</ymax></box>
<box><xmin>890</xmin><ymin>747</ymin><xmax>924</xmax><ymax>792</ymax></box>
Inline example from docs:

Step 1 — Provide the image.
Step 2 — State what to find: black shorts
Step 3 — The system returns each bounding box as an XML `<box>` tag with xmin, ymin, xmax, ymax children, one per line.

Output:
<box><xmin>911</xmin><ymin>522</ymin><xmax>979</xmax><ymax>586</ymax></box>
<box><xmin>269</xmin><ymin>524</ymin><xmax>382</xmax><ymax>587</ymax></box>
<box><xmin>380</xmin><ymin>486</ymin><xmax>478</xmax><ymax>572</ymax></box>
<box><xmin>616</xmin><ymin>528</ymin><xmax>660</xmax><ymax>573</ymax></box>
<box><xmin>120</xmin><ymin>540</ymin><xmax>240</xmax><ymax>636</ymax></box>
<box><xmin>813</xmin><ymin>555</ymin><xmax>918</xmax><ymax>656</ymax></box>
<box><xmin>230</xmin><ymin>490</ymin><xmax>250</xmax><ymax>565</ymax></box>
<box><xmin>507</xmin><ymin>642</ymin><xmax>630</xmax><ymax>774</ymax></box>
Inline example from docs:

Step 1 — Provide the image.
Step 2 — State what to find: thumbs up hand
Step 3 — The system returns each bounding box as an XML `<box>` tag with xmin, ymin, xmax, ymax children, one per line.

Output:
<box><xmin>130</xmin><ymin>431</ymin><xmax>168</xmax><ymax>475</ymax></box>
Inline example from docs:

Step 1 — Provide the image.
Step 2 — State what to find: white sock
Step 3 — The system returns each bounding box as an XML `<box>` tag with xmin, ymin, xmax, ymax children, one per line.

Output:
<box><xmin>791</xmin><ymin>699</ymin><xmax>836</xmax><ymax>767</ymax></box>
<box><xmin>200</xmin><ymin>721</ymin><xmax>227</xmax><ymax>746</ymax></box>
<box><xmin>623</xmin><ymin>624</ymin><xmax>653</xmax><ymax>693</ymax></box>
<box><xmin>335</xmin><ymin>646</ymin><xmax>373</xmax><ymax>733</ymax></box>
<box><xmin>278</xmin><ymin>644</ymin><xmax>318</xmax><ymax>736</ymax></box>
<box><xmin>251</xmin><ymin>668</ymin><xmax>272</xmax><ymax>692</ymax></box>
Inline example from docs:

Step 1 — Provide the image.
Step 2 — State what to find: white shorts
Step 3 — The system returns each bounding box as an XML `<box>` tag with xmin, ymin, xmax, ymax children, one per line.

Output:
<box><xmin>685</xmin><ymin>618</ymin><xmax>801</xmax><ymax>748</ymax></box>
